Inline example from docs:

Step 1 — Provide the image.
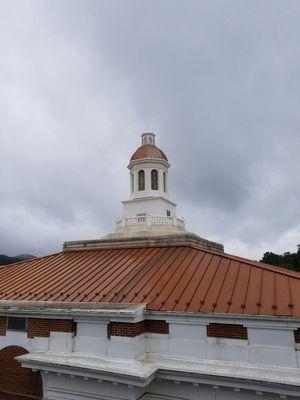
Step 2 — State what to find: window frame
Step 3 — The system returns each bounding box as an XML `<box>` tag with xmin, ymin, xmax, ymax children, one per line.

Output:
<box><xmin>7</xmin><ymin>316</ymin><xmax>27</xmax><ymax>332</ymax></box>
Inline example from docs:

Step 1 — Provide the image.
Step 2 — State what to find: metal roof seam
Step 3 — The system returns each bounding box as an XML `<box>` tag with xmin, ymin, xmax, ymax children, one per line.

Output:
<box><xmin>70</xmin><ymin>249</ymin><xmax>128</xmax><ymax>300</ymax></box>
<box><xmin>257</xmin><ymin>266</ymin><xmax>263</xmax><ymax>315</ymax></box>
<box><xmin>157</xmin><ymin>248</ymin><xmax>199</xmax><ymax>310</ymax></box>
<box><xmin>128</xmin><ymin>247</ymin><xmax>180</xmax><ymax>304</ymax></box>
<box><xmin>210</xmin><ymin>259</ymin><xmax>231</xmax><ymax>314</ymax></box>
<box><xmin>0</xmin><ymin>251</ymin><xmax>61</xmax><ymax>271</ymax></box>
<box><xmin>197</xmin><ymin>255</ymin><xmax>224</xmax><ymax>313</ymax></box>
<box><xmin>226</xmin><ymin>262</ymin><xmax>242</xmax><ymax>314</ymax></box>
<box><xmin>0</xmin><ymin>253</ymin><xmax>69</xmax><ymax>298</ymax></box>
<box><xmin>34</xmin><ymin>250</ymin><xmax>104</xmax><ymax>300</ymax></box>
<box><xmin>287</xmin><ymin>277</ymin><xmax>294</xmax><ymax>317</ymax></box>
<box><xmin>29</xmin><ymin>251</ymin><xmax>102</xmax><ymax>301</ymax></box>
<box><xmin>185</xmin><ymin>253</ymin><xmax>215</xmax><ymax>312</ymax></box>
<box><xmin>0</xmin><ymin>252</ymin><xmax>65</xmax><ymax>289</ymax></box>
<box><xmin>108</xmin><ymin>247</ymin><xmax>164</xmax><ymax>302</ymax></box>
<box><xmin>146</xmin><ymin>250</ymin><xmax>185</xmax><ymax>309</ymax></box>
<box><xmin>122</xmin><ymin>248</ymin><xmax>173</xmax><ymax>297</ymax></box>
<box><xmin>99</xmin><ymin>248</ymin><xmax>160</xmax><ymax>303</ymax></box>
<box><xmin>221</xmin><ymin>252</ymin><xmax>300</xmax><ymax>279</ymax></box>
<box><xmin>162</xmin><ymin>249</ymin><xmax>202</xmax><ymax>311</ymax></box>
<box><xmin>73</xmin><ymin>248</ymin><xmax>141</xmax><ymax>302</ymax></box>
<box><xmin>241</xmin><ymin>264</ymin><xmax>253</xmax><ymax>315</ymax></box>
<box><xmin>49</xmin><ymin>249</ymin><xmax>117</xmax><ymax>302</ymax></box>
<box><xmin>155</xmin><ymin>247</ymin><xmax>196</xmax><ymax>307</ymax></box>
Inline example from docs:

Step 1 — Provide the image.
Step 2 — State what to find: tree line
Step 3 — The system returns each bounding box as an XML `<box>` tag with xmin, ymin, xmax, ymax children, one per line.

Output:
<box><xmin>261</xmin><ymin>246</ymin><xmax>300</xmax><ymax>272</ymax></box>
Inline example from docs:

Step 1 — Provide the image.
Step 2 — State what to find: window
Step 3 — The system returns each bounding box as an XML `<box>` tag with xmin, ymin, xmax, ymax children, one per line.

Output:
<box><xmin>163</xmin><ymin>172</ymin><xmax>167</xmax><ymax>192</ymax></box>
<box><xmin>7</xmin><ymin>317</ymin><xmax>27</xmax><ymax>332</ymax></box>
<box><xmin>166</xmin><ymin>210</ymin><xmax>171</xmax><ymax>217</ymax></box>
<box><xmin>151</xmin><ymin>169</ymin><xmax>158</xmax><ymax>190</ymax></box>
<box><xmin>131</xmin><ymin>173</ymin><xmax>134</xmax><ymax>193</ymax></box>
<box><xmin>138</xmin><ymin>170</ymin><xmax>145</xmax><ymax>191</ymax></box>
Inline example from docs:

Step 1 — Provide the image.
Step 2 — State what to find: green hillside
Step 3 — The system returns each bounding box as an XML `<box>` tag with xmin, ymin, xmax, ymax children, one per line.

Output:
<box><xmin>0</xmin><ymin>254</ymin><xmax>36</xmax><ymax>266</ymax></box>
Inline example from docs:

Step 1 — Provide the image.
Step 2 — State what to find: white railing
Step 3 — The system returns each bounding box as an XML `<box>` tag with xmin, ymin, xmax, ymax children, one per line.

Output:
<box><xmin>116</xmin><ymin>215</ymin><xmax>185</xmax><ymax>230</ymax></box>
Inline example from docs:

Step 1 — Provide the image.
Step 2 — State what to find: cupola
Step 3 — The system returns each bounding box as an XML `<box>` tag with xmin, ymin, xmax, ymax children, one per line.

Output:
<box><xmin>141</xmin><ymin>132</ymin><xmax>155</xmax><ymax>146</ymax></box>
<box><xmin>68</xmin><ymin>130</ymin><xmax>223</xmax><ymax>252</ymax></box>
<box><xmin>128</xmin><ymin>133</ymin><xmax>170</xmax><ymax>201</ymax></box>
<box><xmin>112</xmin><ymin>132</ymin><xmax>186</xmax><ymax>236</ymax></box>
<box><xmin>130</xmin><ymin>133</ymin><xmax>168</xmax><ymax>162</ymax></box>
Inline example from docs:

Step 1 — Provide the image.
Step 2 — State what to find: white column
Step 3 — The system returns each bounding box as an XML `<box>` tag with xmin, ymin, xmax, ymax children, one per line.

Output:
<box><xmin>145</xmin><ymin>168</ymin><xmax>151</xmax><ymax>191</ymax></box>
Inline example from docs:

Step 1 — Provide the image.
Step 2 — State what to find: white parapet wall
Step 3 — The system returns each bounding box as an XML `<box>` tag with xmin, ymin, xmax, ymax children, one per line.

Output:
<box><xmin>1</xmin><ymin>303</ymin><xmax>300</xmax><ymax>399</ymax></box>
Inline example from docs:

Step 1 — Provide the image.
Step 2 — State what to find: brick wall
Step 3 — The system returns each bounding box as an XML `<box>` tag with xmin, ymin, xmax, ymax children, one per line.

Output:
<box><xmin>0</xmin><ymin>392</ymin><xmax>34</xmax><ymax>400</ymax></box>
<box><xmin>107</xmin><ymin>320</ymin><xmax>169</xmax><ymax>338</ymax></box>
<box><xmin>207</xmin><ymin>323</ymin><xmax>248</xmax><ymax>340</ymax></box>
<box><xmin>0</xmin><ymin>316</ymin><xmax>7</xmax><ymax>336</ymax></box>
<box><xmin>294</xmin><ymin>329</ymin><xmax>300</xmax><ymax>343</ymax></box>
<box><xmin>146</xmin><ymin>319</ymin><xmax>169</xmax><ymax>334</ymax></box>
<box><xmin>0</xmin><ymin>346</ymin><xmax>42</xmax><ymax>399</ymax></box>
<box><xmin>108</xmin><ymin>321</ymin><xmax>146</xmax><ymax>338</ymax></box>
<box><xmin>27</xmin><ymin>318</ymin><xmax>76</xmax><ymax>339</ymax></box>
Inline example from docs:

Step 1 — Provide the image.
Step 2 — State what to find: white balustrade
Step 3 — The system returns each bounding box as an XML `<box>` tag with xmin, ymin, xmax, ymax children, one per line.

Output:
<box><xmin>116</xmin><ymin>215</ymin><xmax>185</xmax><ymax>229</ymax></box>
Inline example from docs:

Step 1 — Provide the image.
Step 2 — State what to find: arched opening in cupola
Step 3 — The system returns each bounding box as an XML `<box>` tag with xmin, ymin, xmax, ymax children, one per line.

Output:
<box><xmin>151</xmin><ymin>169</ymin><xmax>158</xmax><ymax>190</ymax></box>
<box><xmin>138</xmin><ymin>170</ymin><xmax>145</xmax><ymax>191</ymax></box>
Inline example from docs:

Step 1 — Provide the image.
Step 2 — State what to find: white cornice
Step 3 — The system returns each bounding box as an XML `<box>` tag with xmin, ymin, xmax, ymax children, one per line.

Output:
<box><xmin>128</xmin><ymin>158</ymin><xmax>170</xmax><ymax>169</ymax></box>
<box><xmin>122</xmin><ymin>196</ymin><xmax>177</xmax><ymax>207</ymax></box>
<box><xmin>146</xmin><ymin>310</ymin><xmax>300</xmax><ymax>327</ymax></box>
<box><xmin>0</xmin><ymin>301</ymin><xmax>145</xmax><ymax>322</ymax></box>
<box><xmin>17</xmin><ymin>352</ymin><xmax>300</xmax><ymax>395</ymax></box>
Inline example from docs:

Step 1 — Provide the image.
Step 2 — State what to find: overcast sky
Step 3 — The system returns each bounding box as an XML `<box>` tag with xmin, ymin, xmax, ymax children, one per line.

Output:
<box><xmin>0</xmin><ymin>0</ymin><xmax>299</xmax><ymax>260</ymax></box>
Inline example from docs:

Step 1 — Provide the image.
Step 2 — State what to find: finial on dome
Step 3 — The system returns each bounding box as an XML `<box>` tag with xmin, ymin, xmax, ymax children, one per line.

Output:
<box><xmin>141</xmin><ymin>132</ymin><xmax>155</xmax><ymax>146</ymax></box>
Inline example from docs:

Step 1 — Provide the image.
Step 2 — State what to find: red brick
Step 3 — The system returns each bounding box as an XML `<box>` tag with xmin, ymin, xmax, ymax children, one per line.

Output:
<box><xmin>0</xmin><ymin>317</ymin><xmax>7</xmax><ymax>336</ymax></box>
<box><xmin>0</xmin><ymin>346</ymin><xmax>42</xmax><ymax>399</ymax></box>
<box><xmin>0</xmin><ymin>392</ymin><xmax>39</xmax><ymax>400</ymax></box>
<box><xmin>27</xmin><ymin>318</ymin><xmax>75</xmax><ymax>339</ymax></box>
<box><xmin>146</xmin><ymin>320</ymin><xmax>169</xmax><ymax>334</ymax></box>
<box><xmin>107</xmin><ymin>320</ymin><xmax>169</xmax><ymax>338</ymax></box>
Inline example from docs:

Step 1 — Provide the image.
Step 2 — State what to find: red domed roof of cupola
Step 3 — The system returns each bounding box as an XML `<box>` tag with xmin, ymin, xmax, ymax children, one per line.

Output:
<box><xmin>130</xmin><ymin>144</ymin><xmax>168</xmax><ymax>162</ymax></box>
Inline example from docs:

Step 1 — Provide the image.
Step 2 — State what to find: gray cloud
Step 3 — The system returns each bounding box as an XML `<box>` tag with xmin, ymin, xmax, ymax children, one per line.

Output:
<box><xmin>0</xmin><ymin>0</ymin><xmax>299</xmax><ymax>259</ymax></box>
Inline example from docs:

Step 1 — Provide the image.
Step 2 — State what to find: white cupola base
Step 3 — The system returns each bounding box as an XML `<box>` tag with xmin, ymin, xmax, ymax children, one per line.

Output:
<box><xmin>114</xmin><ymin>197</ymin><xmax>185</xmax><ymax>237</ymax></box>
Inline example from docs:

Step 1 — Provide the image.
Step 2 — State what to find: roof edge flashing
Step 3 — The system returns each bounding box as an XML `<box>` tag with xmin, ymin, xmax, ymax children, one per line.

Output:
<box><xmin>0</xmin><ymin>300</ymin><xmax>146</xmax><ymax>319</ymax></box>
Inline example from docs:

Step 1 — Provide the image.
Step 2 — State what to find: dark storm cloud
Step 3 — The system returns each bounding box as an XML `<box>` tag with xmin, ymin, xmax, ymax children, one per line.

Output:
<box><xmin>0</xmin><ymin>0</ymin><xmax>299</xmax><ymax>258</ymax></box>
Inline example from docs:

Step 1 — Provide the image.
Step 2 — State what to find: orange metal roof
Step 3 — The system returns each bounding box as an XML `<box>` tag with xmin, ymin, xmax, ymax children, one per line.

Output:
<box><xmin>130</xmin><ymin>144</ymin><xmax>168</xmax><ymax>162</ymax></box>
<box><xmin>0</xmin><ymin>246</ymin><xmax>299</xmax><ymax>317</ymax></box>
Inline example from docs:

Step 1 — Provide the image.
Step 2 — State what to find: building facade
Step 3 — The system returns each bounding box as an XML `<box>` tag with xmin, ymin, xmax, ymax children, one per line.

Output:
<box><xmin>0</xmin><ymin>133</ymin><xmax>300</xmax><ymax>400</ymax></box>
